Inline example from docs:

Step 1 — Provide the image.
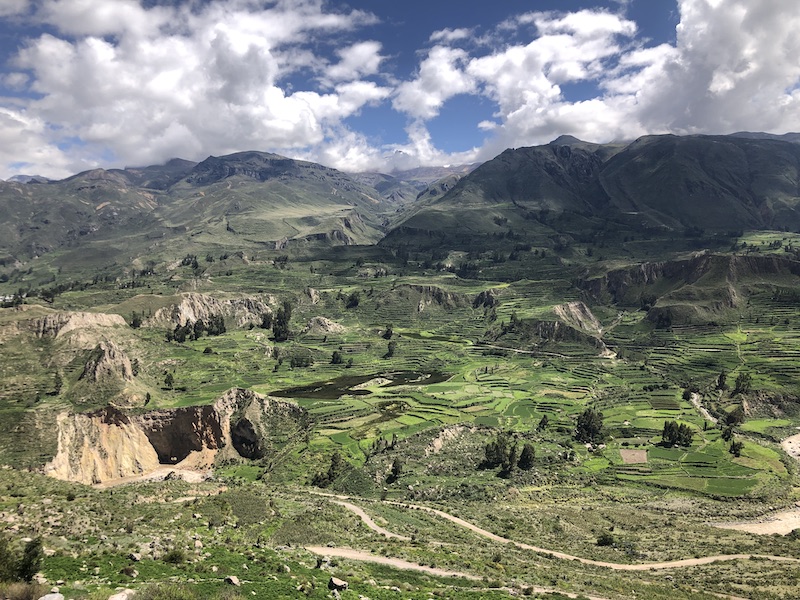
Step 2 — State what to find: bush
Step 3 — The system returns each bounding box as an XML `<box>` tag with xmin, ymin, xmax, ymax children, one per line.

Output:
<box><xmin>162</xmin><ymin>547</ymin><xmax>187</xmax><ymax>564</ymax></box>
<box><xmin>137</xmin><ymin>583</ymin><xmax>198</xmax><ymax>600</ymax></box>
<box><xmin>0</xmin><ymin>582</ymin><xmax>48</xmax><ymax>600</ymax></box>
<box><xmin>596</xmin><ymin>532</ymin><xmax>615</xmax><ymax>546</ymax></box>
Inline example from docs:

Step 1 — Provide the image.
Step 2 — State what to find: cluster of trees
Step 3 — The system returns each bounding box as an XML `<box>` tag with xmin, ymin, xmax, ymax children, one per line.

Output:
<box><xmin>0</xmin><ymin>535</ymin><xmax>42</xmax><ymax>584</ymax></box>
<box><xmin>311</xmin><ymin>451</ymin><xmax>347</xmax><ymax>488</ymax></box>
<box><xmin>166</xmin><ymin>315</ymin><xmax>226</xmax><ymax>342</ymax></box>
<box><xmin>481</xmin><ymin>431</ymin><xmax>535</xmax><ymax>476</ymax></box>
<box><xmin>575</xmin><ymin>408</ymin><xmax>604</xmax><ymax>443</ymax></box>
<box><xmin>661</xmin><ymin>421</ymin><xmax>693</xmax><ymax>447</ymax></box>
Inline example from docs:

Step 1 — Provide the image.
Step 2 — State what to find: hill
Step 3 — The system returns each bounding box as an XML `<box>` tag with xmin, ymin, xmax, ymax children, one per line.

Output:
<box><xmin>382</xmin><ymin>134</ymin><xmax>800</xmax><ymax>251</ymax></box>
<box><xmin>0</xmin><ymin>151</ymin><xmax>394</xmax><ymax>280</ymax></box>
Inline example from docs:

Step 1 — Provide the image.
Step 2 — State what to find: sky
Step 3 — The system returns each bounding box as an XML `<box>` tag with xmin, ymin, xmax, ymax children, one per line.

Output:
<box><xmin>0</xmin><ymin>0</ymin><xmax>798</xmax><ymax>180</ymax></box>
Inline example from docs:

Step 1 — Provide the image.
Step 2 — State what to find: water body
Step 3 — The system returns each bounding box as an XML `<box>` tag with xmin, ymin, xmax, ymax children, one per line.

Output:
<box><xmin>270</xmin><ymin>371</ymin><xmax>450</xmax><ymax>399</ymax></box>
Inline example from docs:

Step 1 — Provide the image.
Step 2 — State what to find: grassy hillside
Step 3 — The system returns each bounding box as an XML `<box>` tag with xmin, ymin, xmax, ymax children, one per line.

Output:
<box><xmin>2</xmin><ymin>138</ymin><xmax>800</xmax><ymax>599</ymax></box>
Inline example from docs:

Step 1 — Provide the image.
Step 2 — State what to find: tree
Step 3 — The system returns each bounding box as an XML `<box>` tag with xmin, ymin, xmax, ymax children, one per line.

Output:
<box><xmin>729</xmin><ymin>440</ymin><xmax>744</xmax><ymax>457</ymax></box>
<box><xmin>483</xmin><ymin>431</ymin><xmax>514</xmax><ymax>469</ymax></box>
<box><xmin>661</xmin><ymin>421</ymin><xmax>693</xmax><ymax>447</ymax></box>
<box><xmin>331</xmin><ymin>350</ymin><xmax>343</xmax><ymax>365</ymax></box>
<box><xmin>518</xmin><ymin>443</ymin><xmax>535</xmax><ymax>470</ymax></box>
<box><xmin>259</xmin><ymin>312</ymin><xmax>273</xmax><ymax>329</ymax></box>
<box><xmin>0</xmin><ymin>534</ymin><xmax>15</xmax><ymax>581</ymax></box>
<box><xmin>721</xmin><ymin>425</ymin><xmax>734</xmax><ymax>441</ymax></box>
<box><xmin>387</xmin><ymin>458</ymin><xmax>403</xmax><ymax>484</ymax></box>
<box><xmin>130</xmin><ymin>311</ymin><xmax>143</xmax><ymax>328</ymax></box>
<box><xmin>50</xmin><ymin>371</ymin><xmax>63</xmax><ymax>396</ymax></box>
<box><xmin>206</xmin><ymin>314</ymin><xmax>226</xmax><ymax>336</ymax></box>
<box><xmin>273</xmin><ymin>301</ymin><xmax>292</xmax><ymax>342</ymax></box>
<box><xmin>575</xmin><ymin>408</ymin><xmax>604</xmax><ymax>443</ymax></box>
<box><xmin>725</xmin><ymin>405</ymin><xmax>746</xmax><ymax>426</ymax></box>
<box><xmin>164</xmin><ymin>372</ymin><xmax>174</xmax><ymax>390</ymax></box>
<box><xmin>17</xmin><ymin>537</ymin><xmax>43</xmax><ymax>582</ymax></box>
<box><xmin>536</xmin><ymin>414</ymin><xmax>549</xmax><ymax>432</ymax></box>
<box><xmin>382</xmin><ymin>324</ymin><xmax>394</xmax><ymax>340</ymax></box>
<box><xmin>734</xmin><ymin>372</ymin><xmax>752</xmax><ymax>395</ymax></box>
<box><xmin>192</xmin><ymin>319</ymin><xmax>206</xmax><ymax>340</ymax></box>
<box><xmin>385</xmin><ymin>340</ymin><xmax>397</xmax><ymax>358</ymax></box>
<box><xmin>312</xmin><ymin>451</ymin><xmax>346</xmax><ymax>488</ymax></box>
<box><xmin>346</xmin><ymin>291</ymin><xmax>360</xmax><ymax>309</ymax></box>
<box><xmin>716</xmin><ymin>370</ymin><xmax>728</xmax><ymax>391</ymax></box>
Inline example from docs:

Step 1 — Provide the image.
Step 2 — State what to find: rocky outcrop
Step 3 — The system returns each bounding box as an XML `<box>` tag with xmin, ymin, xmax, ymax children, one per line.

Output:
<box><xmin>79</xmin><ymin>341</ymin><xmax>134</xmax><ymax>382</ymax></box>
<box><xmin>473</xmin><ymin>289</ymin><xmax>498</xmax><ymax>309</ymax></box>
<box><xmin>144</xmin><ymin>293</ymin><xmax>273</xmax><ymax>328</ymax></box>
<box><xmin>45</xmin><ymin>408</ymin><xmax>160</xmax><ymax>485</ymax></box>
<box><xmin>553</xmin><ymin>301</ymin><xmax>602</xmax><ymax>337</ymax></box>
<box><xmin>28</xmin><ymin>311</ymin><xmax>127</xmax><ymax>339</ymax></box>
<box><xmin>302</xmin><ymin>317</ymin><xmax>345</xmax><ymax>335</ymax></box>
<box><xmin>387</xmin><ymin>284</ymin><xmax>465</xmax><ymax>312</ymax></box>
<box><xmin>579</xmin><ymin>253</ymin><xmax>800</xmax><ymax>307</ymax></box>
<box><xmin>45</xmin><ymin>388</ymin><xmax>306</xmax><ymax>485</ymax></box>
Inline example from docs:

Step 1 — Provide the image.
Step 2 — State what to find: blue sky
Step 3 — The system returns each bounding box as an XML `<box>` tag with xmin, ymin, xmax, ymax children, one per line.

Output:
<box><xmin>0</xmin><ymin>0</ymin><xmax>797</xmax><ymax>179</ymax></box>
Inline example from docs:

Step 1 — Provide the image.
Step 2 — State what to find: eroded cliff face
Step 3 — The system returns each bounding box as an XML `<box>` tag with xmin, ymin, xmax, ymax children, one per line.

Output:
<box><xmin>45</xmin><ymin>408</ymin><xmax>160</xmax><ymax>485</ymax></box>
<box><xmin>553</xmin><ymin>301</ymin><xmax>602</xmax><ymax>337</ymax></box>
<box><xmin>579</xmin><ymin>253</ymin><xmax>800</xmax><ymax>307</ymax></box>
<box><xmin>28</xmin><ymin>311</ymin><xmax>128</xmax><ymax>339</ymax></box>
<box><xmin>144</xmin><ymin>293</ymin><xmax>273</xmax><ymax>329</ymax></box>
<box><xmin>45</xmin><ymin>388</ymin><xmax>306</xmax><ymax>485</ymax></box>
<box><xmin>80</xmin><ymin>341</ymin><xmax>134</xmax><ymax>382</ymax></box>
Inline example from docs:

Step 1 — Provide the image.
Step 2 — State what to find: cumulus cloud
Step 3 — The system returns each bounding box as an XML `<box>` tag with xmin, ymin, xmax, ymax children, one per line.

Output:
<box><xmin>0</xmin><ymin>0</ymin><xmax>386</xmax><ymax>177</ymax></box>
<box><xmin>325</xmin><ymin>41</ymin><xmax>384</xmax><ymax>83</ymax></box>
<box><xmin>393</xmin><ymin>46</ymin><xmax>476</xmax><ymax>120</ymax></box>
<box><xmin>0</xmin><ymin>0</ymin><xmax>29</xmax><ymax>17</ymax></box>
<box><xmin>1</xmin><ymin>0</ymin><xmax>800</xmax><ymax>179</ymax></box>
<box><xmin>429</xmin><ymin>28</ymin><xmax>472</xmax><ymax>44</ymax></box>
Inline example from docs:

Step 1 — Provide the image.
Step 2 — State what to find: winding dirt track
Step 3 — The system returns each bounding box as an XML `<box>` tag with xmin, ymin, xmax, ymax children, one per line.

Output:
<box><xmin>305</xmin><ymin>546</ymin><xmax>611</xmax><ymax>600</ymax></box>
<box><xmin>329</xmin><ymin>500</ymin><xmax>411</xmax><ymax>541</ymax></box>
<box><xmin>312</xmin><ymin>492</ymin><xmax>800</xmax><ymax>572</ymax></box>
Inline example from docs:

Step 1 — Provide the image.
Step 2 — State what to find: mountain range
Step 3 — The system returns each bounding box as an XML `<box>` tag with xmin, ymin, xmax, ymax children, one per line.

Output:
<box><xmin>1</xmin><ymin>132</ymin><xmax>799</xmax><ymax>276</ymax></box>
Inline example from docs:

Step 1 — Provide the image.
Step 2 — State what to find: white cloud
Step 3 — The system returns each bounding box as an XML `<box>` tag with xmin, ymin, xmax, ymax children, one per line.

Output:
<box><xmin>325</xmin><ymin>41</ymin><xmax>384</xmax><ymax>83</ymax></box>
<box><xmin>393</xmin><ymin>46</ymin><xmax>475</xmax><ymax>120</ymax></box>
<box><xmin>2</xmin><ymin>1</ymin><xmax>800</xmax><ymax>179</ymax></box>
<box><xmin>3</xmin><ymin>0</ymin><xmax>387</xmax><ymax>175</ymax></box>
<box><xmin>0</xmin><ymin>0</ymin><xmax>28</xmax><ymax>17</ymax></box>
<box><xmin>39</xmin><ymin>0</ymin><xmax>171</xmax><ymax>37</ymax></box>
<box><xmin>429</xmin><ymin>28</ymin><xmax>472</xmax><ymax>44</ymax></box>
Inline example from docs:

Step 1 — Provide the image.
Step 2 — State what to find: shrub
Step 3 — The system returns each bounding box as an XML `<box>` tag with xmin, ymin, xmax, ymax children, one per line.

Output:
<box><xmin>597</xmin><ymin>532</ymin><xmax>615</xmax><ymax>546</ymax></box>
<box><xmin>137</xmin><ymin>583</ymin><xmax>198</xmax><ymax>600</ymax></box>
<box><xmin>162</xmin><ymin>547</ymin><xmax>187</xmax><ymax>564</ymax></box>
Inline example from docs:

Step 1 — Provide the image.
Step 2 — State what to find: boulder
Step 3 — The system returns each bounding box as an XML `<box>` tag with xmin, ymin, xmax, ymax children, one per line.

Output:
<box><xmin>108</xmin><ymin>590</ymin><xmax>137</xmax><ymax>600</ymax></box>
<box><xmin>328</xmin><ymin>576</ymin><xmax>348</xmax><ymax>591</ymax></box>
<box><xmin>225</xmin><ymin>575</ymin><xmax>241</xmax><ymax>586</ymax></box>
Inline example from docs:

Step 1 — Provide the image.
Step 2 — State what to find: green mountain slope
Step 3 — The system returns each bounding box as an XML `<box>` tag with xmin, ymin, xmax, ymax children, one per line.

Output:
<box><xmin>382</xmin><ymin>134</ymin><xmax>800</xmax><ymax>250</ymax></box>
<box><xmin>0</xmin><ymin>152</ymin><xmax>393</xmax><ymax>275</ymax></box>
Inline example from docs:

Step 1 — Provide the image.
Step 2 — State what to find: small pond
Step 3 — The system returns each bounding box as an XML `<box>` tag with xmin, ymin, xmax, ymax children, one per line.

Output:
<box><xmin>269</xmin><ymin>371</ymin><xmax>450</xmax><ymax>399</ymax></box>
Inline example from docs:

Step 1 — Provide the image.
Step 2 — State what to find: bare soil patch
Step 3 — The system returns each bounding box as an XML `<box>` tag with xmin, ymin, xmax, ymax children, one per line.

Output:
<box><xmin>620</xmin><ymin>449</ymin><xmax>647</xmax><ymax>464</ymax></box>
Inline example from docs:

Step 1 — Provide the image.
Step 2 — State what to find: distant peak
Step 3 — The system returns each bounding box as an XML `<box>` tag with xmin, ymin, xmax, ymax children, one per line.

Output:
<box><xmin>8</xmin><ymin>174</ymin><xmax>50</xmax><ymax>184</ymax></box>
<box><xmin>550</xmin><ymin>135</ymin><xmax>586</xmax><ymax>146</ymax></box>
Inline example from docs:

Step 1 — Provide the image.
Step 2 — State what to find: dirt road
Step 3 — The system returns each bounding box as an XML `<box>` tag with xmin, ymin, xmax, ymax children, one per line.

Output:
<box><xmin>318</xmin><ymin>491</ymin><xmax>800</xmax><ymax>572</ymax></box>
<box><xmin>305</xmin><ymin>546</ymin><xmax>612</xmax><ymax>600</ymax></box>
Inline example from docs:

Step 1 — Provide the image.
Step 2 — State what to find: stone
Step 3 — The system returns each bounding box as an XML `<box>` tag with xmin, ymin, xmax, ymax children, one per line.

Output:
<box><xmin>108</xmin><ymin>590</ymin><xmax>137</xmax><ymax>600</ymax></box>
<box><xmin>328</xmin><ymin>577</ymin><xmax>348</xmax><ymax>591</ymax></box>
<box><xmin>37</xmin><ymin>594</ymin><xmax>65</xmax><ymax>600</ymax></box>
<box><xmin>225</xmin><ymin>575</ymin><xmax>241</xmax><ymax>586</ymax></box>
